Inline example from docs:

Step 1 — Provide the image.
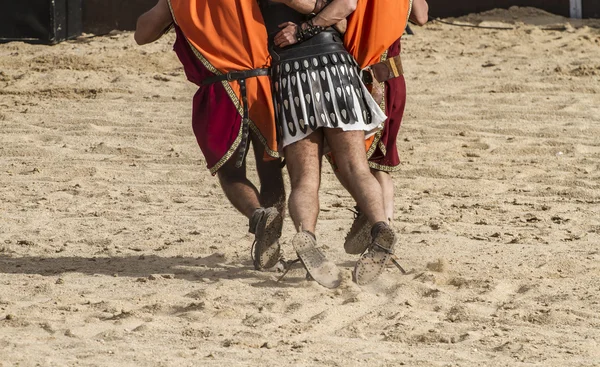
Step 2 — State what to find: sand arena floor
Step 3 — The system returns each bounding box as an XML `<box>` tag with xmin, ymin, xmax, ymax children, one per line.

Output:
<box><xmin>1</xmin><ymin>7</ymin><xmax>600</xmax><ymax>367</ymax></box>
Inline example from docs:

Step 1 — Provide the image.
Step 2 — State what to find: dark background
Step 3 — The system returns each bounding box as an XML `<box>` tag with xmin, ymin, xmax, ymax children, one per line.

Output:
<box><xmin>82</xmin><ymin>0</ymin><xmax>156</xmax><ymax>35</ymax></box>
<box><xmin>0</xmin><ymin>0</ymin><xmax>81</xmax><ymax>43</ymax></box>
<box><xmin>427</xmin><ymin>0</ymin><xmax>599</xmax><ymax>18</ymax></box>
<box><xmin>80</xmin><ymin>0</ymin><xmax>600</xmax><ymax>33</ymax></box>
<box><xmin>1</xmin><ymin>0</ymin><xmax>598</xmax><ymax>44</ymax></box>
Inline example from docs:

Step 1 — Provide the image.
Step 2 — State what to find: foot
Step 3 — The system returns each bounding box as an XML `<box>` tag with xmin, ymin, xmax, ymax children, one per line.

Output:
<box><xmin>292</xmin><ymin>231</ymin><xmax>341</xmax><ymax>289</ymax></box>
<box><xmin>353</xmin><ymin>222</ymin><xmax>397</xmax><ymax>285</ymax></box>
<box><xmin>343</xmin><ymin>206</ymin><xmax>371</xmax><ymax>254</ymax></box>
<box><xmin>249</xmin><ymin>207</ymin><xmax>283</xmax><ymax>270</ymax></box>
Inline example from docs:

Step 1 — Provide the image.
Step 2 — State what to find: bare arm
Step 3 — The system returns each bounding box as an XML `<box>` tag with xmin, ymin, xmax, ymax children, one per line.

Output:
<box><xmin>274</xmin><ymin>0</ymin><xmax>356</xmax><ymax>47</ymax></box>
<box><xmin>272</xmin><ymin>0</ymin><xmax>315</xmax><ymax>14</ymax></box>
<box><xmin>134</xmin><ymin>0</ymin><xmax>173</xmax><ymax>45</ymax></box>
<box><xmin>309</xmin><ymin>0</ymin><xmax>356</xmax><ymax>28</ymax></box>
<box><xmin>273</xmin><ymin>0</ymin><xmax>347</xmax><ymax>33</ymax></box>
<box><xmin>409</xmin><ymin>0</ymin><xmax>429</xmax><ymax>26</ymax></box>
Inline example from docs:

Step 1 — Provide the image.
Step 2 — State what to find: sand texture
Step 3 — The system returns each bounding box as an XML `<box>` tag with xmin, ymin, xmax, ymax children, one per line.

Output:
<box><xmin>1</xmin><ymin>7</ymin><xmax>599</xmax><ymax>367</ymax></box>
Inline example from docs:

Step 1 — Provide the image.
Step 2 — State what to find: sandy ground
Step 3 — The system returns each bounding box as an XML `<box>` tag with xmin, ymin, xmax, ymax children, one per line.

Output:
<box><xmin>1</xmin><ymin>7</ymin><xmax>600</xmax><ymax>367</ymax></box>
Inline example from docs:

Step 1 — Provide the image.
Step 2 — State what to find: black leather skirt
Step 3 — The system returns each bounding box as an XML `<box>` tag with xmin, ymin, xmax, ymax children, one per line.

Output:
<box><xmin>269</xmin><ymin>30</ymin><xmax>384</xmax><ymax>148</ymax></box>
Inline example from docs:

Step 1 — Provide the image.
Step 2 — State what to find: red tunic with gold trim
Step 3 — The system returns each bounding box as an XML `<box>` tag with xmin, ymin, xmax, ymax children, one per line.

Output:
<box><xmin>343</xmin><ymin>0</ymin><xmax>412</xmax><ymax>171</ymax></box>
<box><xmin>368</xmin><ymin>39</ymin><xmax>406</xmax><ymax>172</ymax></box>
<box><xmin>168</xmin><ymin>0</ymin><xmax>278</xmax><ymax>175</ymax></box>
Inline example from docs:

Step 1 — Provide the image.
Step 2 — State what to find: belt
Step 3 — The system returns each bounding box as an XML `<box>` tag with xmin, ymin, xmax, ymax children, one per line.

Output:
<box><xmin>363</xmin><ymin>55</ymin><xmax>404</xmax><ymax>84</ymax></box>
<box><xmin>201</xmin><ymin>68</ymin><xmax>270</xmax><ymax>86</ymax></box>
<box><xmin>270</xmin><ymin>30</ymin><xmax>345</xmax><ymax>61</ymax></box>
<box><xmin>201</xmin><ymin>68</ymin><xmax>270</xmax><ymax>168</ymax></box>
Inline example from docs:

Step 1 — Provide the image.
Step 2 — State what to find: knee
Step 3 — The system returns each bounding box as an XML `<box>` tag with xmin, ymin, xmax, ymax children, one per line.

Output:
<box><xmin>372</xmin><ymin>170</ymin><xmax>391</xmax><ymax>181</ymax></box>
<box><xmin>290</xmin><ymin>173</ymin><xmax>319</xmax><ymax>195</ymax></box>
<box><xmin>217</xmin><ymin>165</ymin><xmax>246</xmax><ymax>186</ymax></box>
<box><xmin>337</xmin><ymin>157</ymin><xmax>370</xmax><ymax>178</ymax></box>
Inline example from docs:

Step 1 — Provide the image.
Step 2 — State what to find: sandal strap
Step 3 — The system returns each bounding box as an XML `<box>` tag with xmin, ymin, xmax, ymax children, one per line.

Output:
<box><xmin>360</xmin><ymin>238</ymin><xmax>394</xmax><ymax>256</ymax></box>
<box><xmin>250</xmin><ymin>239</ymin><xmax>258</xmax><ymax>266</ymax></box>
<box><xmin>346</xmin><ymin>205</ymin><xmax>362</xmax><ymax>219</ymax></box>
<box><xmin>248</xmin><ymin>208</ymin><xmax>264</xmax><ymax>234</ymax></box>
<box><xmin>372</xmin><ymin>241</ymin><xmax>394</xmax><ymax>254</ymax></box>
<box><xmin>390</xmin><ymin>255</ymin><xmax>407</xmax><ymax>274</ymax></box>
<box><xmin>276</xmin><ymin>258</ymin><xmax>302</xmax><ymax>283</ymax></box>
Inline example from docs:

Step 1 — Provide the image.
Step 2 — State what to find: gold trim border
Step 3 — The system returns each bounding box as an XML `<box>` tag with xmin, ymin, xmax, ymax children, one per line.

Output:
<box><xmin>185</xmin><ymin>42</ymin><xmax>280</xmax><ymax>162</ymax></box>
<box><xmin>378</xmin><ymin>140</ymin><xmax>387</xmax><ymax>156</ymax></box>
<box><xmin>166</xmin><ymin>0</ymin><xmax>176</xmax><ymax>25</ymax></box>
<box><xmin>168</xmin><ymin>0</ymin><xmax>279</xmax><ymax>173</ymax></box>
<box><xmin>356</xmin><ymin>0</ymin><xmax>412</xmax><ymax>173</ymax></box>
<box><xmin>208</xmin><ymin>126</ymin><xmax>243</xmax><ymax>175</ymax></box>
<box><xmin>407</xmin><ymin>0</ymin><xmax>414</xmax><ymax>28</ymax></box>
<box><xmin>186</xmin><ymin>44</ymin><xmax>279</xmax><ymax>158</ymax></box>
<box><xmin>366</xmin><ymin>130</ymin><xmax>382</xmax><ymax>160</ymax></box>
<box><xmin>368</xmin><ymin>161</ymin><xmax>401</xmax><ymax>172</ymax></box>
<box><xmin>249</xmin><ymin>123</ymin><xmax>279</xmax><ymax>158</ymax></box>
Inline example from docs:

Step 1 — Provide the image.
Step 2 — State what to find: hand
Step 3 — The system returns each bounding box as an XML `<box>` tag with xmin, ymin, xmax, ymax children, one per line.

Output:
<box><xmin>274</xmin><ymin>22</ymin><xmax>299</xmax><ymax>48</ymax></box>
<box><xmin>333</xmin><ymin>19</ymin><xmax>347</xmax><ymax>34</ymax></box>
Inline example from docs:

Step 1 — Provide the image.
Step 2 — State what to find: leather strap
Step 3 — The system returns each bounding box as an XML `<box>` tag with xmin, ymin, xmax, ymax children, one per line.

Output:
<box><xmin>370</xmin><ymin>55</ymin><xmax>404</xmax><ymax>83</ymax></box>
<box><xmin>201</xmin><ymin>68</ymin><xmax>269</xmax><ymax>86</ymax></box>
<box><xmin>274</xmin><ymin>36</ymin><xmax>345</xmax><ymax>60</ymax></box>
<box><xmin>296</xmin><ymin>19</ymin><xmax>326</xmax><ymax>43</ymax></box>
<box><xmin>201</xmin><ymin>68</ymin><xmax>270</xmax><ymax>168</ymax></box>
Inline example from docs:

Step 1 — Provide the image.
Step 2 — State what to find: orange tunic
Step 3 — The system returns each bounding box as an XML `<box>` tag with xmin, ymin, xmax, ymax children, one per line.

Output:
<box><xmin>344</xmin><ymin>0</ymin><xmax>412</xmax><ymax>69</ymax></box>
<box><xmin>342</xmin><ymin>0</ymin><xmax>412</xmax><ymax>154</ymax></box>
<box><xmin>168</xmin><ymin>0</ymin><xmax>278</xmax><ymax>162</ymax></box>
<box><xmin>169</xmin><ymin>0</ymin><xmax>408</xmax><ymax>167</ymax></box>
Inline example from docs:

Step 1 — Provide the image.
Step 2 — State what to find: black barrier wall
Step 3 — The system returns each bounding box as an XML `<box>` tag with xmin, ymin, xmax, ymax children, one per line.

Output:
<box><xmin>427</xmin><ymin>0</ymin><xmax>596</xmax><ymax>19</ymax></box>
<box><xmin>82</xmin><ymin>0</ymin><xmax>155</xmax><ymax>35</ymax></box>
<box><xmin>0</xmin><ymin>0</ymin><xmax>82</xmax><ymax>44</ymax></box>
<box><xmin>80</xmin><ymin>0</ymin><xmax>597</xmax><ymax>33</ymax></box>
<box><xmin>1</xmin><ymin>0</ymin><xmax>597</xmax><ymax>44</ymax></box>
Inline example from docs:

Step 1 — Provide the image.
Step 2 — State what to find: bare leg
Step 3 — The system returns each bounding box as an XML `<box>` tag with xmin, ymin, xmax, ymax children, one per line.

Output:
<box><xmin>284</xmin><ymin>130</ymin><xmax>323</xmax><ymax>233</ymax></box>
<box><xmin>216</xmin><ymin>141</ymin><xmax>261</xmax><ymax>219</ymax></box>
<box><xmin>372</xmin><ymin>170</ymin><xmax>394</xmax><ymax>222</ymax></box>
<box><xmin>217</xmin><ymin>131</ymin><xmax>286</xmax><ymax>219</ymax></box>
<box><xmin>335</xmin><ymin>168</ymin><xmax>393</xmax><ymax>220</ymax></box>
<box><xmin>333</xmin><ymin>169</ymin><xmax>350</xmax><ymax>191</ymax></box>
<box><xmin>324</xmin><ymin>129</ymin><xmax>386</xmax><ymax>225</ymax></box>
<box><xmin>285</xmin><ymin>131</ymin><xmax>341</xmax><ymax>288</ymax></box>
<box><xmin>216</xmin><ymin>132</ymin><xmax>285</xmax><ymax>269</ymax></box>
<box><xmin>251</xmin><ymin>133</ymin><xmax>286</xmax><ymax>216</ymax></box>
